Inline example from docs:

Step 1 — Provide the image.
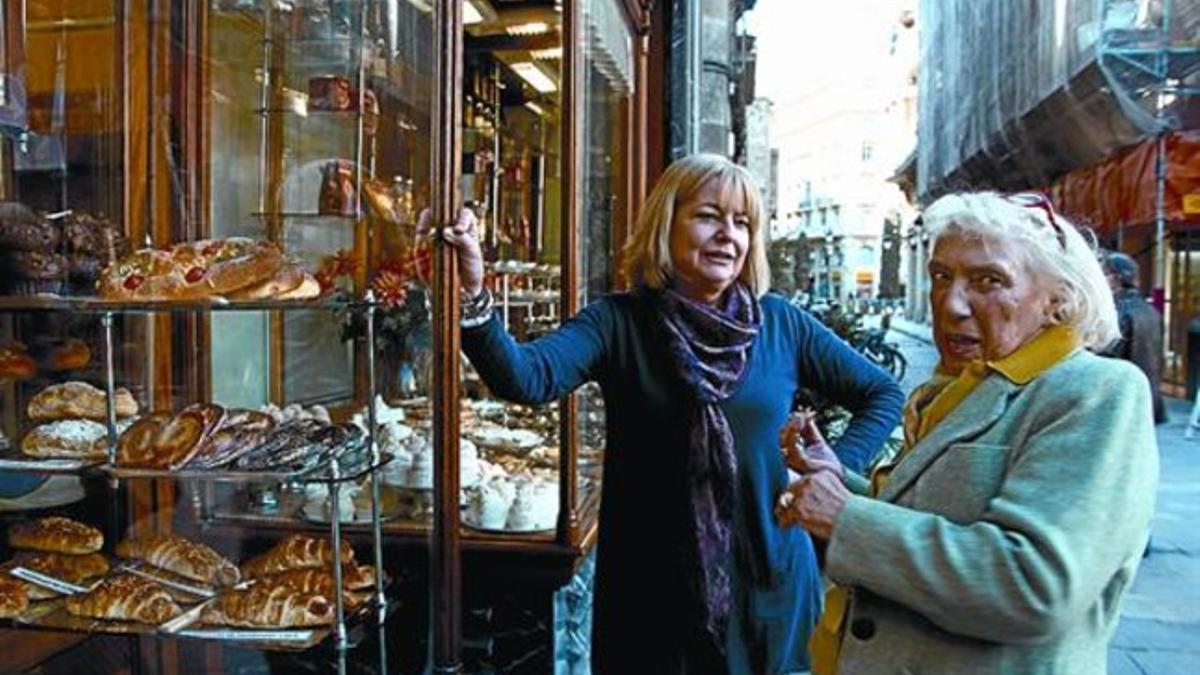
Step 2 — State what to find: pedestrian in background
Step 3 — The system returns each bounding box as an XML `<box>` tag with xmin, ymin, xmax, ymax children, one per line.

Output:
<box><xmin>777</xmin><ymin>191</ymin><xmax>1158</xmax><ymax>675</ymax></box>
<box><xmin>442</xmin><ymin>153</ymin><xmax>904</xmax><ymax>674</ymax></box>
<box><xmin>1103</xmin><ymin>251</ymin><xmax>1167</xmax><ymax>424</ymax></box>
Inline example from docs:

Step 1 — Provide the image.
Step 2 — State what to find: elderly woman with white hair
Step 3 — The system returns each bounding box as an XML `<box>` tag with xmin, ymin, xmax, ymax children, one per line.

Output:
<box><xmin>441</xmin><ymin>153</ymin><xmax>904</xmax><ymax>674</ymax></box>
<box><xmin>777</xmin><ymin>191</ymin><xmax>1159</xmax><ymax>674</ymax></box>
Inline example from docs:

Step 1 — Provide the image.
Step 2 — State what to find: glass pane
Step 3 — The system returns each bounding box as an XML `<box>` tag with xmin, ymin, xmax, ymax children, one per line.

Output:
<box><xmin>458</xmin><ymin>1</ymin><xmax>564</xmax><ymax>553</ymax></box>
<box><xmin>574</xmin><ymin>0</ymin><xmax>632</xmax><ymax>512</ymax></box>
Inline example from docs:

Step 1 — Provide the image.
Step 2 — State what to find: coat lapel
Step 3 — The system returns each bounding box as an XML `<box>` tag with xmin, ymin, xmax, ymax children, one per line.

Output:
<box><xmin>876</xmin><ymin>375</ymin><xmax>1017</xmax><ymax>502</ymax></box>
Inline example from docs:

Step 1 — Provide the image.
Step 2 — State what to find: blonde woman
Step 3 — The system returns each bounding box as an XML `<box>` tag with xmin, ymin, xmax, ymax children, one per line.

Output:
<box><xmin>442</xmin><ymin>153</ymin><xmax>904</xmax><ymax>674</ymax></box>
<box><xmin>778</xmin><ymin>192</ymin><xmax>1158</xmax><ymax>674</ymax></box>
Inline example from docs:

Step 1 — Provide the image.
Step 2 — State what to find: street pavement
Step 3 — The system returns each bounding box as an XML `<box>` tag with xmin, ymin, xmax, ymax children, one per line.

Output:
<box><xmin>875</xmin><ymin>314</ymin><xmax>1200</xmax><ymax>675</ymax></box>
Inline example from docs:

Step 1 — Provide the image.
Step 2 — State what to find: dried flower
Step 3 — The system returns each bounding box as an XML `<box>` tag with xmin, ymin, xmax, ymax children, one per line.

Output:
<box><xmin>371</xmin><ymin>269</ymin><xmax>409</xmax><ymax>308</ymax></box>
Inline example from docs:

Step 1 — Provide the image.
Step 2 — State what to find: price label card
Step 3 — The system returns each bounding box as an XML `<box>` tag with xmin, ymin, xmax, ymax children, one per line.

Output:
<box><xmin>10</xmin><ymin>567</ymin><xmax>88</xmax><ymax>596</ymax></box>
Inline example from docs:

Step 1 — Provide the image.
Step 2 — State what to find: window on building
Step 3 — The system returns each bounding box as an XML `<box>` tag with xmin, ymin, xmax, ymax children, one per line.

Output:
<box><xmin>861</xmin><ymin>142</ymin><xmax>874</xmax><ymax>162</ymax></box>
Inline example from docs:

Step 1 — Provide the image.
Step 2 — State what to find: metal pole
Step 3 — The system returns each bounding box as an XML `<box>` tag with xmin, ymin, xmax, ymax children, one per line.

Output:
<box><xmin>329</xmin><ymin>466</ymin><xmax>347</xmax><ymax>650</ymax></box>
<box><xmin>257</xmin><ymin>4</ymin><xmax>271</xmax><ymax>215</ymax></box>
<box><xmin>1155</xmin><ymin>131</ymin><xmax>1167</xmax><ymax>298</ymax></box>
<box><xmin>365</xmin><ymin>292</ymin><xmax>386</xmax><ymax>616</ymax></box>
<box><xmin>102</xmin><ymin>312</ymin><xmax>118</xmax><ymax>462</ymax></box>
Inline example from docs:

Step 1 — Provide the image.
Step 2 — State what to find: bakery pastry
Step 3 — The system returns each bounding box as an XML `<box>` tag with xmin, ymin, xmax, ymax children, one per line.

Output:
<box><xmin>202</xmin><ymin>583</ymin><xmax>333</xmax><ymax>628</ymax></box>
<box><xmin>1</xmin><ymin>552</ymin><xmax>110</xmax><ymax>600</ymax></box>
<box><xmin>234</xmin><ymin>420</ymin><xmax>357</xmax><ymax>473</ymax></box>
<box><xmin>98</xmin><ymin>238</ymin><xmax>285</xmax><ymax>301</ymax></box>
<box><xmin>0</xmin><ymin>343</ymin><xmax>36</xmax><ymax>380</ymax></box>
<box><xmin>115</xmin><ymin>533</ymin><xmax>239</xmax><ymax>587</ymax></box>
<box><xmin>27</xmin><ymin>381</ymin><xmax>139</xmax><ymax>422</ymax></box>
<box><xmin>0</xmin><ymin>576</ymin><xmax>29</xmax><ymax>618</ymax></box>
<box><xmin>184</xmin><ymin>409</ymin><xmax>275</xmax><ymax>469</ymax></box>
<box><xmin>20</xmin><ymin>420</ymin><xmax>110</xmax><ymax>460</ymax></box>
<box><xmin>3</xmin><ymin>250</ymin><xmax>66</xmax><ymax>295</ymax></box>
<box><xmin>151</xmin><ymin>403</ymin><xmax>224</xmax><ymax>470</ymax></box>
<box><xmin>240</xmin><ymin>535</ymin><xmax>355</xmax><ymax>579</ymax></box>
<box><xmin>8</xmin><ymin>516</ymin><xmax>103</xmax><ymax>555</ymax></box>
<box><xmin>114</xmin><ymin>413</ymin><xmax>170</xmax><ymax>467</ymax></box>
<box><xmin>274</xmin><ymin>274</ymin><xmax>321</xmax><ymax>300</ymax></box>
<box><xmin>0</xmin><ymin>202</ymin><xmax>58</xmax><ymax>250</ymax></box>
<box><xmin>115</xmin><ymin>403</ymin><xmax>224</xmax><ymax>470</ymax></box>
<box><xmin>65</xmin><ymin>573</ymin><xmax>182</xmax><ymax>624</ymax></box>
<box><xmin>42</xmin><ymin>338</ymin><xmax>93</xmax><ymax>372</ymax></box>
<box><xmin>225</xmin><ymin>262</ymin><xmax>305</xmax><ymax>301</ymax></box>
<box><xmin>255</xmin><ymin>564</ymin><xmax>377</xmax><ymax>596</ymax></box>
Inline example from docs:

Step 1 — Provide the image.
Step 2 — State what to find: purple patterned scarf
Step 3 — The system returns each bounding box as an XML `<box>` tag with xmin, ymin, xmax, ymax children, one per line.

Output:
<box><xmin>649</xmin><ymin>281</ymin><xmax>761</xmax><ymax>649</ymax></box>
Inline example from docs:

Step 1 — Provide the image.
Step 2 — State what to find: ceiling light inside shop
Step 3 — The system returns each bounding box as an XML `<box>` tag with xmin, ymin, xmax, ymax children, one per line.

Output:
<box><xmin>506</xmin><ymin>21</ymin><xmax>551</xmax><ymax>36</ymax></box>
<box><xmin>524</xmin><ymin>101</ymin><xmax>545</xmax><ymax>116</ymax></box>
<box><xmin>530</xmin><ymin>47</ymin><xmax>563</xmax><ymax>61</ymax></box>
<box><xmin>463</xmin><ymin>0</ymin><xmax>484</xmax><ymax>25</ymax></box>
<box><xmin>511</xmin><ymin>62</ymin><xmax>557</xmax><ymax>93</ymax></box>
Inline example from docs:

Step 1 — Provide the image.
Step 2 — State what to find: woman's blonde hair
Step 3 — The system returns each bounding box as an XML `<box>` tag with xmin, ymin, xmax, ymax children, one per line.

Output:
<box><xmin>622</xmin><ymin>153</ymin><xmax>770</xmax><ymax>297</ymax></box>
<box><xmin>921</xmin><ymin>191</ymin><xmax>1120</xmax><ymax>351</ymax></box>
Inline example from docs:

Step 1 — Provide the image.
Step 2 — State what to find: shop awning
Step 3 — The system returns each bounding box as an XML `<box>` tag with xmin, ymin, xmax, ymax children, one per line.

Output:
<box><xmin>1049</xmin><ymin>130</ymin><xmax>1200</xmax><ymax>234</ymax></box>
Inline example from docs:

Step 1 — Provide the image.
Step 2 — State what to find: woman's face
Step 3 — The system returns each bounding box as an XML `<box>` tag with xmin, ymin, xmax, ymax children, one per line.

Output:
<box><xmin>929</xmin><ymin>232</ymin><xmax>1056</xmax><ymax>374</ymax></box>
<box><xmin>668</xmin><ymin>179</ymin><xmax>751</xmax><ymax>304</ymax></box>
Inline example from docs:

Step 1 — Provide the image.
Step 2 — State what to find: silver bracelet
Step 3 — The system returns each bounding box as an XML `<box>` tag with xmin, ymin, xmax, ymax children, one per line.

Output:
<box><xmin>460</xmin><ymin>288</ymin><xmax>495</xmax><ymax>329</ymax></box>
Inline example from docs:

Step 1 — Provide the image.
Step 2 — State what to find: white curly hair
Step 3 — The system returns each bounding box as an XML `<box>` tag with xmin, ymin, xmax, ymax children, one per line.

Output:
<box><xmin>921</xmin><ymin>191</ymin><xmax>1120</xmax><ymax>351</ymax></box>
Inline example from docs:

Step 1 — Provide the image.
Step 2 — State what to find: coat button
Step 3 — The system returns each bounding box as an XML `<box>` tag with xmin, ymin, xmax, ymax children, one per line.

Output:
<box><xmin>850</xmin><ymin>617</ymin><xmax>876</xmax><ymax>640</ymax></box>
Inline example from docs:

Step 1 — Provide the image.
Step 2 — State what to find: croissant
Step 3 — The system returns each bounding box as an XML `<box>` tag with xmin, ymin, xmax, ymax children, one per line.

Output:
<box><xmin>115</xmin><ymin>534</ymin><xmax>239</xmax><ymax>587</ymax></box>
<box><xmin>201</xmin><ymin>583</ymin><xmax>333</xmax><ymax>628</ymax></box>
<box><xmin>65</xmin><ymin>574</ymin><xmax>181</xmax><ymax>624</ymax></box>
<box><xmin>8</xmin><ymin>516</ymin><xmax>103</xmax><ymax>555</ymax></box>
<box><xmin>240</xmin><ymin>535</ymin><xmax>355</xmax><ymax>579</ymax></box>
<box><xmin>0</xmin><ymin>577</ymin><xmax>29</xmax><ymax>619</ymax></box>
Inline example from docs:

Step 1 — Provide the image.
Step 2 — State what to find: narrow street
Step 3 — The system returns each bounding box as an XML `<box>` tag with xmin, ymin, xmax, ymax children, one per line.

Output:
<box><xmin>880</xmin><ymin>317</ymin><xmax>1200</xmax><ymax>675</ymax></box>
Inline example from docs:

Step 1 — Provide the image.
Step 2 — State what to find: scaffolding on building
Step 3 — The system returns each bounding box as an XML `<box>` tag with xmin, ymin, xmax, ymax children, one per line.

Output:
<box><xmin>1097</xmin><ymin>0</ymin><xmax>1200</xmax><ymax>292</ymax></box>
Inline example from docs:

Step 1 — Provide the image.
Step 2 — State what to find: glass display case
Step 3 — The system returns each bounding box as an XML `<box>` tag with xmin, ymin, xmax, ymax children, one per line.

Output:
<box><xmin>0</xmin><ymin>1</ymin><xmax>653</xmax><ymax>672</ymax></box>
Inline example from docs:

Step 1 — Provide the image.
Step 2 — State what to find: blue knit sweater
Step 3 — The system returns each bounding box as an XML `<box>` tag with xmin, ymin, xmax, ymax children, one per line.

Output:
<box><xmin>463</xmin><ymin>291</ymin><xmax>904</xmax><ymax>674</ymax></box>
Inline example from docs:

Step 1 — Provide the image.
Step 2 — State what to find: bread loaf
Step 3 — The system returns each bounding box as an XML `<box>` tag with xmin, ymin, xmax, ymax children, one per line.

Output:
<box><xmin>201</xmin><ymin>583</ymin><xmax>333</xmax><ymax>628</ymax></box>
<box><xmin>115</xmin><ymin>534</ymin><xmax>239</xmax><ymax>587</ymax></box>
<box><xmin>27</xmin><ymin>381</ymin><xmax>139</xmax><ymax>421</ymax></box>
<box><xmin>240</xmin><ymin>535</ymin><xmax>355</xmax><ymax>579</ymax></box>
<box><xmin>65</xmin><ymin>574</ymin><xmax>181</xmax><ymax>624</ymax></box>
<box><xmin>8</xmin><ymin>517</ymin><xmax>103</xmax><ymax>555</ymax></box>
<box><xmin>20</xmin><ymin>419</ymin><xmax>110</xmax><ymax>460</ymax></box>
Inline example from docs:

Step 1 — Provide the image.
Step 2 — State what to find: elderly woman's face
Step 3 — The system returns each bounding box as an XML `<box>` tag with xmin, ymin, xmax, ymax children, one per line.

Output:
<box><xmin>929</xmin><ymin>233</ymin><xmax>1055</xmax><ymax>374</ymax></box>
<box><xmin>669</xmin><ymin>179</ymin><xmax>751</xmax><ymax>304</ymax></box>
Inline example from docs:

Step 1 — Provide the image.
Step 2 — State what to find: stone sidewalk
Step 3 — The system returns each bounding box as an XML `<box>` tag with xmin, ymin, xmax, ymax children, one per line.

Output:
<box><xmin>878</xmin><ymin>314</ymin><xmax>1200</xmax><ymax>674</ymax></box>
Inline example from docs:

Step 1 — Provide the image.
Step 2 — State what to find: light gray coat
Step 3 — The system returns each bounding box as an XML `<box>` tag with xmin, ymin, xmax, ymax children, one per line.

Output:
<box><xmin>826</xmin><ymin>349</ymin><xmax>1158</xmax><ymax>674</ymax></box>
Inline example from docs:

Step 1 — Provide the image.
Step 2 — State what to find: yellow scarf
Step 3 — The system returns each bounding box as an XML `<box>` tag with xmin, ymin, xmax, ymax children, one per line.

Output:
<box><xmin>809</xmin><ymin>324</ymin><xmax>1080</xmax><ymax>675</ymax></box>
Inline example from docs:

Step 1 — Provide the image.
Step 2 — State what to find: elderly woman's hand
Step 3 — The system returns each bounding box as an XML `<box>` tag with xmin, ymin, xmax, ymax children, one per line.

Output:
<box><xmin>434</xmin><ymin>207</ymin><xmax>485</xmax><ymax>296</ymax></box>
<box><xmin>775</xmin><ymin>470</ymin><xmax>850</xmax><ymax>539</ymax></box>
<box><xmin>780</xmin><ymin>410</ymin><xmax>844</xmax><ymax>478</ymax></box>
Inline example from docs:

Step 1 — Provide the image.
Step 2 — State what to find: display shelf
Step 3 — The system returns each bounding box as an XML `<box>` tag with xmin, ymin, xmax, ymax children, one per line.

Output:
<box><xmin>250</xmin><ymin>211</ymin><xmax>360</xmax><ymax>221</ymax></box>
<box><xmin>0</xmin><ymin>451</ymin><xmax>104</xmax><ymax>475</ymax></box>
<box><xmin>102</xmin><ymin>452</ymin><xmax>393</xmax><ymax>485</ymax></box>
<box><xmin>0</xmin><ymin>294</ymin><xmax>371</xmax><ymax>314</ymax></box>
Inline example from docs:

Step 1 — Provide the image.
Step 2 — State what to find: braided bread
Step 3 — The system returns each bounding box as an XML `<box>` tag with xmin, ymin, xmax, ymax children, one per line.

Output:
<box><xmin>1</xmin><ymin>552</ymin><xmax>110</xmax><ymax>600</ymax></box>
<box><xmin>0</xmin><ymin>577</ymin><xmax>29</xmax><ymax>618</ymax></box>
<box><xmin>65</xmin><ymin>574</ymin><xmax>181</xmax><ymax>624</ymax></box>
<box><xmin>8</xmin><ymin>517</ymin><xmax>103</xmax><ymax>555</ymax></box>
<box><xmin>201</xmin><ymin>583</ymin><xmax>333</xmax><ymax>628</ymax></box>
<box><xmin>240</xmin><ymin>535</ymin><xmax>355</xmax><ymax>579</ymax></box>
<box><xmin>115</xmin><ymin>534</ymin><xmax>239</xmax><ymax>587</ymax></box>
